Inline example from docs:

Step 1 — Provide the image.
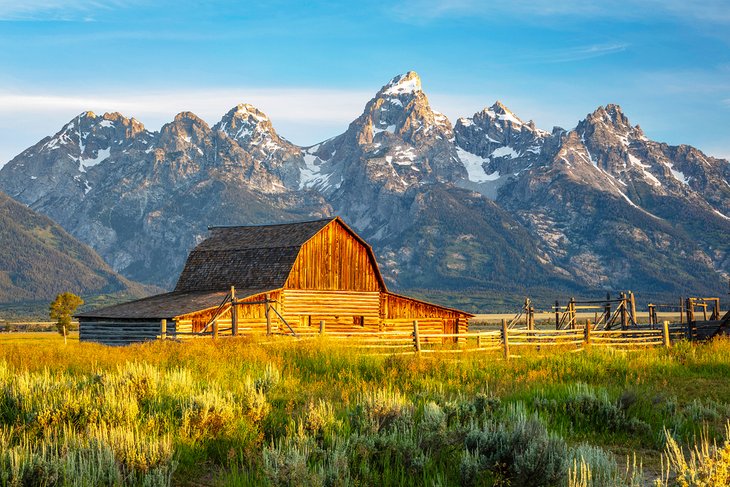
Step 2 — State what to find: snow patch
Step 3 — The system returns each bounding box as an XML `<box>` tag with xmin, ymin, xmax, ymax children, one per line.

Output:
<box><xmin>299</xmin><ymin>154</ymin><xmax>340</xmax><ymax>191</ymax></box>
<box><xmin>665</xmin><ymin>161</ymin><xmax>690</xmax><ymax>185</ymax></box>
<box><xmin>628</xmin><ymin>153</ymin><xmax>662</xmax><ymax>187</ymax></box>
<box><xmin>79</xmin><ymin>147</ymin><xmax>110</xmax><ymax>172</ymax></box>
<box><xmin>491</xmin><ymin>146</ymin><xmax>519</xmax><ymax>159</ymax></box>
<box><xmin>299</xmin><ymin>154</ymin><xmax>321</xmax><ymax>189</ymax></box>
<box><xmin>98</xmin><ymin>120</ymin><xmax>114</xmax><ymax>128</ymax></box>
<box><xmin>373</xmin><ymin>124</ymin><xmax>396</xmax><ymax>135</ymax></box>
<box><xmin>485</xmin><ymin>109</ymin><xmax>522</xmax><ymax>126</ymax></box>
<box><xmin>456</xmin><ymin>147</ymin><xmax>500</xmax><ymax>182</ymax></box>
<box><xmin>383</xmin><ymin>74</ymin><xmax>421</xmax><ymax>95</ymax></box>
<box><xmin>713</xmin><ymin>209</ymin><xmax>730</xmax><ymax>221</ymax></box>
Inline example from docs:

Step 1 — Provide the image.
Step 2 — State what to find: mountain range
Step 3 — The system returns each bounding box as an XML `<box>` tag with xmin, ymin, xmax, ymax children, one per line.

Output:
<box><xmin>1</xmin><ymin>71</ymin><xmax>728</xmax><ymax>310</ymax></box>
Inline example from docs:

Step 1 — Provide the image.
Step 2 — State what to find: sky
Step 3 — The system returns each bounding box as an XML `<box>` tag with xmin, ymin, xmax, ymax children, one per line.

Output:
<box><xmin>0</xmin><ymin>0</ymin><xmax>729</xmax><ymax>166</ymax></box>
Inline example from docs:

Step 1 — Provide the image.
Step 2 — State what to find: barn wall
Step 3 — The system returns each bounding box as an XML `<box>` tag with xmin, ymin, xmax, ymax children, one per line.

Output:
<box><xmin>279</xmin><ymin>289</ymin><xmax>382</xmax><ymax>332</ymax></box>
<box><xmin>284</xmin><ymin>221</ymin><xmax>382</xmax><ymax>292</ymax></box>
<box><xmin>382</xmin><ymin>293</ymin><xmax>469</xmax><ymax>336</ymax></box>
<box><xmin>79</xmin><ymin>319</ymin><xmax>173</xmax><ymax>346</ymax></box>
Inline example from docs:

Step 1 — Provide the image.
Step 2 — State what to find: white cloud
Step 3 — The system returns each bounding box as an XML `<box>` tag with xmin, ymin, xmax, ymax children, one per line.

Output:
<box><xmin>0</xmin><ymin>87</ymin><xmax>374</xmax><ymax>166</ymax></box>
<box><xmin>515</xmin><ymin>43</ymin><xmax>630</xmax><ymax>64</ymax></box>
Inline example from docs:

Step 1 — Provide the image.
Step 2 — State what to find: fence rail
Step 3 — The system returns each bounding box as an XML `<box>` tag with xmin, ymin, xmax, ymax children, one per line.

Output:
<box><xmin>162</xmin><ymin>318</ymin><xmax>683</xmax><ymax>357</ymax></box>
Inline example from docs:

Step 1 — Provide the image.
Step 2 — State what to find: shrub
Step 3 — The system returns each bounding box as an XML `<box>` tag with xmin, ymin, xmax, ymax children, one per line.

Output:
<box><xmin>351</xmin><ymin>388</ymin><xmax>413</xmax><ymax>434</ymax></box>
<box><xmin>462</xmin><ymin>413</ymin><xmax>568</xmax><ymax>486</ymax></box>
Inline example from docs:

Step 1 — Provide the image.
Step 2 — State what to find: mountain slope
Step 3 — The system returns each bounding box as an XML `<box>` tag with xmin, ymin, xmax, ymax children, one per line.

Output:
<box><xmin>0</xmin><ymin>72</ymin><xmax>728</xmax><ymax>307</ymax></box>
<box><xmin>0</xmin><ymin>190</ymin><xmax>149</xmax><ymax>303</ymax></box>
<box><xmin>453</xmin><ymin>100</ymin><xmax>730</xmax><ymax>297</ymax></box>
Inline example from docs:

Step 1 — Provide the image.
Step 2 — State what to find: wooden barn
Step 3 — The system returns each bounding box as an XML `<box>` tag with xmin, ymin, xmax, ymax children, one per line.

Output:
<box><xmin>77</xmin><ymin>217</ymin><xmax>473</xmax><ymax>345</ymax></box>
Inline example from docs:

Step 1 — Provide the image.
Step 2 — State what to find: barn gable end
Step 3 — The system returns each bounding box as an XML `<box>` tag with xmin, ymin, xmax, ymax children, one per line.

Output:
<box><xmin>284</xmin><ymin>218</ymin><xmax>385</xmax><ymax>292</ymax></box>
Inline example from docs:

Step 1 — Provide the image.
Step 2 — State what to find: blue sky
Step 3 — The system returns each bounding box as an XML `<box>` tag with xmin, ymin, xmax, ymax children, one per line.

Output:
<box><xmin>0</xmin><ymin>0</ymin><xmax>728</xmax><ymax>165</ymax></box>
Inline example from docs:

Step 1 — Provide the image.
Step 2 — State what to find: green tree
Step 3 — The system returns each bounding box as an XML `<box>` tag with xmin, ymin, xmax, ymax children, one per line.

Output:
<box><xmin>49</xmin><ymin>292</ymin><xmax>84</xmax><ymax>338</ymax></box>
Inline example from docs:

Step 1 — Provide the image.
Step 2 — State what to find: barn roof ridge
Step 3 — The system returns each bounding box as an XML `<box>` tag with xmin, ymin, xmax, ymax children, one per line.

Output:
<box><xmin>207</xmin><ymin>216</ymin><xmax>336</xmax><ymax>230</ymax></box>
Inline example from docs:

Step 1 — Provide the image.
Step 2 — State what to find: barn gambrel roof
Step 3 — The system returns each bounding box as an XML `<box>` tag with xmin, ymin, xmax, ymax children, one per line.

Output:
<box><xmin>77</xmin><ymin>217</ymin><xmax>388</xmax><ymax>319</ymax></box>
<box><xmin>174</xmin><ymin>219</ymin><xmax>331</xmax><ymax>292</ymax></box>
<box><xmin>174</xmin><ymin>217</ymin><xmax>386</xmax><ymax>292</ymax></box>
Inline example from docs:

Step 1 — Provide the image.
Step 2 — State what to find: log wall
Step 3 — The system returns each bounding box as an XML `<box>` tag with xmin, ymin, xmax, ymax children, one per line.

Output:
<box><xmin>79</xmin><ymin>319</ymin><xmax>175</xmax><ymax>346</ymax></box>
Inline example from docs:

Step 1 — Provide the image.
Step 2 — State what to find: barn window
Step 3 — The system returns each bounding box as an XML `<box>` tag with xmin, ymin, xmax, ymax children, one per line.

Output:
<box><xmin>353</xmin><ymin>316</ymin><xmax>364</xmax><ymax>327</ymax></box>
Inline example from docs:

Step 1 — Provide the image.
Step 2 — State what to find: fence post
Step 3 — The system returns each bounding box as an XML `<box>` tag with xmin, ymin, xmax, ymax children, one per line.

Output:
<box><xmin>629</xmin><ymin>291</ymin><xmax>637</xmax><ymax>326</ymax></box>
<box><xmin>679</xmin><ymin>296</ymin><xmax>684</xmax><ymax>324</ymax></box>
<box><xmin>584</xmin><ymin>318</ymin><xmax>592</xmax><ymax>347</ymax></box>
<box><xmin>476</xmin><ymin>333</ymin><xmax>482</xmax><ymax>349</ymax></box>
<box><xmin>160</xmin><ymin>319</ymin><xmax>167</xmax><ymax>340</ymax></box>
<box><xmin>413</xmin><ymin>320</ymin><xmax>421</xmax><ymax>352</ymax></box>
<box><xmin>555</xmin><ymin>300</ymin><xmax>560</xmax><ymax>330</ymax></box>
<box><xmin>569</xmin><ymin>297</ymin><xmax>576</xmax><ymax>329</ymax></box>
<box><xmin>231</xmin><ymin>286</ymin><xmax>238</xmax><ymax>337</ymax></box>
<box><xmin>319</xmin><ymin>320</ymin><xmax>325</xmax><ymax>335</ymax></box>
<box><xmin>620</xmin><ymin>292</ymin><xmax>628</xmax><ymax>330</ymax></box>
<box><xmin>662</xmin><ymin>321</ymin><xmax>671</xmax><ymax>348</ymax></box>
<box><xmin>647</xmin><ymin>304</ymin><xmax>654</xmax><ymax>327</ymax></box>
<box><xmin>502</xmin><ymin>319</ymin><xmax>510</xmax><ymax>360</ymax></box>
<box><xmin>265</xmin><ymin>293</ymin><xmax>272</xmax><ymax>336</ymax></box>
<box><xmin>212</xmin><ymin>319</ymin><xmax>219</xmax><ymax>339</ymax></box>
<box><xmin>686</xmin><ymin>298</ymin><xmax>695</xmax><ymax>323</ymax></box>
<box><xmin>528</xmin><ymin>304</ymin><xmax>535</xmax><ymax>330</ymax></box>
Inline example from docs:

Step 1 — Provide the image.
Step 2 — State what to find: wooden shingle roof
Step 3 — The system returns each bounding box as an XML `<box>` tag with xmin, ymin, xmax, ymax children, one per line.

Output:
<box><xmin>174</xmin><ymin>218</ymin><xmax>334</xmax><ymax>292</ymax></box>
<box><xmin>76</xmin><ymin>290</ymin><xmax>230</xmax><ymax>319</ymax></box>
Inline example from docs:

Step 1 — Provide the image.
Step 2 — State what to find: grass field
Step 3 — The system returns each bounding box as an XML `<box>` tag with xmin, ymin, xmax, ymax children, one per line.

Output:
<box><xmin>1</xmin><ymin>332</ymin><xmax>729</xmax><ymax>486</ymax></box>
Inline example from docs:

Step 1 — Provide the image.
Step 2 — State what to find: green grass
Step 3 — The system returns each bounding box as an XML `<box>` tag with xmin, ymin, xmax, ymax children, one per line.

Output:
<box><xmin>0</xmin><ymin>335</ymin><xmax>729</xmax><ymax>485</ymax></box>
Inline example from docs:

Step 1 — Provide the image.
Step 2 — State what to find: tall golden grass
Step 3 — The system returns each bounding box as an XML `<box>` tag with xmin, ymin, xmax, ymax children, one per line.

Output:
<box><xmin>0</xmin><ymin>334</ymin><xmax>728</xmax><ymax>485</ymax></box>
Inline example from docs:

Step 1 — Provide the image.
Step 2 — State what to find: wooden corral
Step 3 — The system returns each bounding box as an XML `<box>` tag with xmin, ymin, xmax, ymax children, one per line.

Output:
<box><xmin>77</xmin><ymin>218</ymin><xmax>473</xmax><ymax>345</ymax></box>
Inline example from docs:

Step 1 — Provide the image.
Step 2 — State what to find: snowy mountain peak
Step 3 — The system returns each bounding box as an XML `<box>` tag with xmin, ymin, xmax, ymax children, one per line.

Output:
<box><xmin>231</xmin><ymin>103</ymin><xmax>270</xmax><ymax>122</ymax></box>
<box><xmin>585</xmin><ymin>104</ymin><xmax>634</xmax><ymax>133</ymax></box>
<box><xmin>172</xmin><ymin>111</ymin><xmax>208</xmax><ymax>125</ymax></box>
<box><xmin>381</xmin><ymin>71</ymin><xmax>422</xmax><ymax>96</ymax></box>
<box><xmin>215</xmin><ymin>104</ymin><xmax>279</xmax><ymax>147</ymax></box>
<box><xmin>484</xmin><ymin>101</ymin><xmax>524</xmax><ymax>126</ymax></box>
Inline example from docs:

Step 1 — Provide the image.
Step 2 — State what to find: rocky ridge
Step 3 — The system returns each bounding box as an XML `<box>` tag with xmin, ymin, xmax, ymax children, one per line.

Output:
<box><xmin>1</xmin><ymin>71</ymin><xmax>728</xmax><ymax>305</ymax></box>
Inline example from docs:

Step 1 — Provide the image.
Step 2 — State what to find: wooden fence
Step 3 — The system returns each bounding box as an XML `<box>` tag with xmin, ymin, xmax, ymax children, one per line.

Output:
<box><xmin>168</xmin><ymin>318</ymin><xmax>682</xmax><ymax>357</ymax></box>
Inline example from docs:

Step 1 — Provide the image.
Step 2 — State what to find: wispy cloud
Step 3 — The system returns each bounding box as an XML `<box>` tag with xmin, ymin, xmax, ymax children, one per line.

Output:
<box><xmin>0</xmin><ymin>0</ymin><xmax>128</xmax><ymax>21</ymax></box>
<box><xmin>518</xmin><ymin>43</ymin><xmax>630</xmax><ymax>64</ymax></box>
<box><xmin>390</xmin><ymin>0</ymin><xmax>730</xmax><ymax>24</ymax></box>
<box><xmin>0</xmin><ymin>87</ymin><xmax>375</xmax><ymax>165</ymax></box>
<box><xmin>0</xmin><ymin>87</ymin><xmax>374</xmax><ymax>125</ymax></box>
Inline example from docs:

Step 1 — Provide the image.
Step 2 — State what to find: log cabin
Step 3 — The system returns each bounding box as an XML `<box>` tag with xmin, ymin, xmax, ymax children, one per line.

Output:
<box><xmin>77</xmin><ymin>217</ymin><xmax>473</xmax><ymax>345</ymax></box>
